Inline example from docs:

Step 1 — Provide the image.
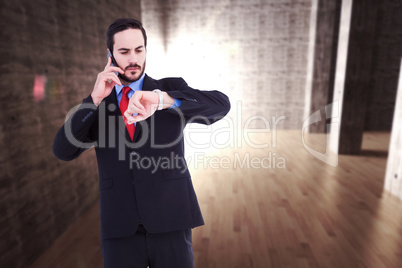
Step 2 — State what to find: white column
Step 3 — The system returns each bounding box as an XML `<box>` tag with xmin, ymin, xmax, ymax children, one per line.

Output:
<box><xmin>385</xmin><ymin>59</ymin><xmax>402</xmax><ymax>200</ymax></box>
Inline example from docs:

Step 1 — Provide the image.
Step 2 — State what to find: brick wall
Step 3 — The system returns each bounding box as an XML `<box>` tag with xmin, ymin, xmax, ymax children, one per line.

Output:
<box><xmin>142</xmin><ymin>0</ymin><xmax>312</xmax><ymax>129</ymax></box>
<box><xmin>142</xmin><ymin>0</ymin><xmax>401</xmax><ymax>131</ymax></box>
<box><xmin>0</xmin><ymin>0</ymin><xmax>140</xmax><ymax>267</ymax></box>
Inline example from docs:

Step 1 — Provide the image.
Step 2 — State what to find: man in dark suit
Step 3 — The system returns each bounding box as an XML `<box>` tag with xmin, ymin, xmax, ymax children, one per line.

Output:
<box><xmin>53</xmin><ymin>18</ymin><xmax>230</xmax><ymax>267</ymax></box>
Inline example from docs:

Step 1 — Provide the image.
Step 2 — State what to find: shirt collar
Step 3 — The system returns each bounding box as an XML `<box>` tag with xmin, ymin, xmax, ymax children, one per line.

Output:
<box><xmin>115</xmin><ymin>72</ymin><xmax>146</xmax><ymax>95</ymax></box>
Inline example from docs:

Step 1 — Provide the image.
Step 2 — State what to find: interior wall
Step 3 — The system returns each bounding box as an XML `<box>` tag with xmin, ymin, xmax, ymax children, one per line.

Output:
<box><xmin>142</xmin><ymin>0</ymin><xmax>401</xmax><ymax>131</ymax></box>
<box><xmin>0</xmin><ymin>0</ymin><xmax>141</xmax><ymax>267</ymax></box>
<box><xmin>142</xmin><ymin>0</ymin><xmax>312</xmax><ymax>129</ymax></box>
<box><xmin>364</xmin><ymin>0</ymin><xmax>402</xmax><ymax>131</ymax></box>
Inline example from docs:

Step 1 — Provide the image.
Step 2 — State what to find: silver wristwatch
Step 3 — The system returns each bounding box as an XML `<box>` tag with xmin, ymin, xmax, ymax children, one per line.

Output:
<box><xmin>152</xmin><ymin>89</ymin><xmax>164</xmax><ymax>110</ymax></box>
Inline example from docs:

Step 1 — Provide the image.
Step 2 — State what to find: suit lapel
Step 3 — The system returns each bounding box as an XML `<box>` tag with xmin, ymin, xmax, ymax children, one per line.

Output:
<box><xmin>133</xmin><ymin>120</ymin><xmax>143</xmax><ymax>142</ymax></box>
<box><xmin>142</xmin><ymin>74</ymin><xmax>159</xmax><ymax>92</ymax></box>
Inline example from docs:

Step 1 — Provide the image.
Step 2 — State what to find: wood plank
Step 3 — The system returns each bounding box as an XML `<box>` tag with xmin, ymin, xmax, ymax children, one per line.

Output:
<box><xmin>29</xmin><ymin>131</ymin><xmax>402</xmax><ymax>268</ymax></box>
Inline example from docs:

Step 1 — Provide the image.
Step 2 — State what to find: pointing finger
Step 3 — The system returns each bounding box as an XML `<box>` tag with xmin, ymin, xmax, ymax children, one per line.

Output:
<box><xmin>105</xmin><ymin>56</ymin><xmax>111</xmax><ymax>70</ymax></box>
<box><xmin>109</xmin><ymin>66</ymin><xmax>125</xmax><ymax>74</ymax></box>
<box><xmin>124</xmin><ymin>111</ymin><xmax>135</xmax><ymax>123</ymax></box>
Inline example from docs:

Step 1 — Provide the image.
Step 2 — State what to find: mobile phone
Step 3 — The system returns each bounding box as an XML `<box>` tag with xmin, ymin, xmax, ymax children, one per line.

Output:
<box><xmin>107</xmin><ymin>50</ymin><xmax>119</xmax><ymax>76</ymax></box>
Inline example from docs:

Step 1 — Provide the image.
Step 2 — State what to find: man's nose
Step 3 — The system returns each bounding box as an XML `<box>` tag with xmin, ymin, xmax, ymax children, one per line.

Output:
<box><xmin>129</xmin><ymin>52</ymin><xmax>138</xmax><ymax>65</ymax></box>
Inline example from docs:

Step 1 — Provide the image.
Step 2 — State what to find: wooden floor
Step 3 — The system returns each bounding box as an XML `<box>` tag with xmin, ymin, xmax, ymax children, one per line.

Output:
<box><xmin>30</xmin><ymin>130</ymin><xmax>402</xmax><ymax>268</ymax></box>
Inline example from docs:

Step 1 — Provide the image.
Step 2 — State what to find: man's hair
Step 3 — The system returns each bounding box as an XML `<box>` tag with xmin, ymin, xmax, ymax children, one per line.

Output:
<box><xmin>106</xmin><ymin>18</ymin><xmax>147</xmax><ymax>52</ymax></box>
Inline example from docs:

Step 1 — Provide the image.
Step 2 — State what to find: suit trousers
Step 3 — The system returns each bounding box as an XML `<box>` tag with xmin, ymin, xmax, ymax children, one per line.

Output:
<box><xmin>101</xmin><ymin>224</ymin><xmax>194</xmax><ymax>268</ymax></box>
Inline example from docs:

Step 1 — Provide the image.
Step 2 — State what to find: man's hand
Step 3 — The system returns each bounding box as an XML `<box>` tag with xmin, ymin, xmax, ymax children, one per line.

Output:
<box><xmin>91</xmin><ymin>57</ymin><xmax>124</xmax><ymax>106</ymax></box>
<box><xmin>124</xmin><ymin>91</ymin><xmax>175</xmax><ymax>124</ymax></box>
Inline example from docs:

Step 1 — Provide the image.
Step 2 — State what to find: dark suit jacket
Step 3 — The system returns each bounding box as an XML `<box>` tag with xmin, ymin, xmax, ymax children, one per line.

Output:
<box><xmin>53</xmin><ymin>74</ymin><xmax>230</xmax><ymax>239</ymax></box>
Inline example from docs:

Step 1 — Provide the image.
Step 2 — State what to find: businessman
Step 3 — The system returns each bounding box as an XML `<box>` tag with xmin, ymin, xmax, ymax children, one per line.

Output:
<box><xmin>53</xmin><ymin>18</ymin><xmax>230</xmax><ymax>267</ymax></box>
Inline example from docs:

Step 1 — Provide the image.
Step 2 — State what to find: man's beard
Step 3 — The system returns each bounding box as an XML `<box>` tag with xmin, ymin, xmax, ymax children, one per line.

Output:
<box><xmin>119</xmin><ymin>61</ymin><xmax>146</xmax><ymax>83</ymax></box>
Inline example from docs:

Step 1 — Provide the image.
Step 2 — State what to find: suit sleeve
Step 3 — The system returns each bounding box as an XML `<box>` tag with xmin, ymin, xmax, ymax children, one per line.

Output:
<box><xmin>52</xmin><ymin>95</ymin><xmax>98</xmax><ymax>161</ymax></box>
<box><xmin>165</xmin><ymin>78</ymin><xmax>231</xmax><ymax>125</ymax></box>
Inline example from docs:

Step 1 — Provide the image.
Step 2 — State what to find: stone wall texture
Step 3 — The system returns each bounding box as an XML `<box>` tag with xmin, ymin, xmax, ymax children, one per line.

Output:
<box><xmin>142</xmin><ymin>0</ymin><xmax>401</xmax><ymax>131</ymax></box>
<box><xmin>364</xmin><ymin>0</ymin><xmax>402</xmax><ymax>131</ymax></box>
<box><xmin>0</xmin><ymin>0</ymin><xmax>141</xmax><ymax>267</ymax></box>
<box><xmin>142</xmin><ymin>0</ymin><xmax>312</xmax><ymax>129</ymax></box>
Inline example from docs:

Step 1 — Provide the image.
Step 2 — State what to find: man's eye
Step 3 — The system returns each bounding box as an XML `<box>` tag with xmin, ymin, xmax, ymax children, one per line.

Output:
<box><xmin>136</xmin><ymin>50</ymin><xmax>143</xmax><ymax>53</ymax></box>
<box><xmin>121</xmin><ymin>52</ymin><xmax>128</xmax><ymax>54</ymax></box>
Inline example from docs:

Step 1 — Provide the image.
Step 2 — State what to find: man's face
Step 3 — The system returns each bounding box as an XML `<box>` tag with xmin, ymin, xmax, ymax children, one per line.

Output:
<box><xmin>112</xmin><ymin>28</ymin><xmax>146</xmax><ymax>83</ymax></box>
